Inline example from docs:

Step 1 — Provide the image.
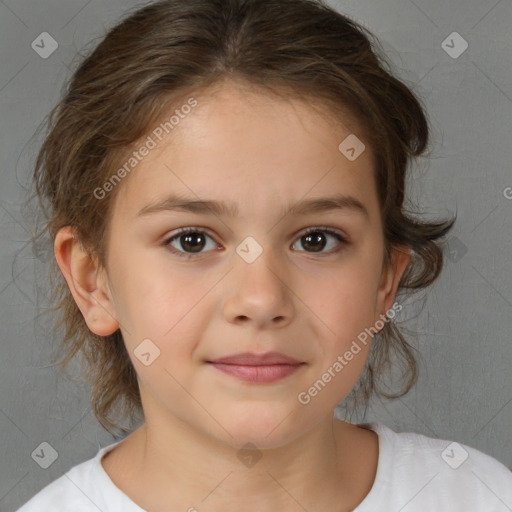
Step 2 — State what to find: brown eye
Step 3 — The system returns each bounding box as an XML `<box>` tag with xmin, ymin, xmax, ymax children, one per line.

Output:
<box><xmin>164</xmin><ymin>226</ymin><xmax>347</xmax><ymax>259</ymax></box>
<box><xmin>292</xmin><ymin>228</ymin><xmax>347</xmax><ymax>254</ymax></box>
<box><xmin>302</xmin><ymin>231</ymin><xmax>327</xmax><ymax>252</ymax></box>
<box><xmin>165</xmin><ymin>228</ymin><xmax>218</xmax><ymax>258</ymax></box>
<box><xmin>179</xmin><ymin>232</ymin><xmax>206</xmax><ymax>253</ymax></box>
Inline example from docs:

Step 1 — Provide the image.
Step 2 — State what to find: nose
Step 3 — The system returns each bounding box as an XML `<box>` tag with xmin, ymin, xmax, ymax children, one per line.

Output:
<box><xmin>222</xmin><ymin>245</ymin><xmax>295</xmax><ymax>330</ymax></box>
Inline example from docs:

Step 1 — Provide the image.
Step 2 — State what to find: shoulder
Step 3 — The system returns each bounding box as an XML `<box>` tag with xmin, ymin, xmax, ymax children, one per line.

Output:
<box><xmin>15</xmin><ymin>441</ymin><xmax>142</xmax><ymax>512</ymax></box>
<box><xmin>16</xmin><ymin>458</ymin><xmax>101</xmax><ymax>512</ymax></box>
<box><xmin>16</xmin><ymin>474</ymin><xmax>88</xmax><ymax>511</ymax></box>
<box><xmin>357</xmin><ymin>423</ymin><xmax>512</xmax><ymax>511</ymax></box>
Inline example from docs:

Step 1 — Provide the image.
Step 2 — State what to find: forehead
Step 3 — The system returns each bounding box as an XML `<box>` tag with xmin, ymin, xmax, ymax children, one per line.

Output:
<box><xmin>110</xmin><ymin>79</ymin><xmax>378</xmax><ymax>223</ymax></box>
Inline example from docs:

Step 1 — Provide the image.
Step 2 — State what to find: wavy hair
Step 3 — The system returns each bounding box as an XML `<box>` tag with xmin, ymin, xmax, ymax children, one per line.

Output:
<box><xmin>32</xmin><ymin>0</ymin><xmax>455</xmax><ymax>435</ymax></box>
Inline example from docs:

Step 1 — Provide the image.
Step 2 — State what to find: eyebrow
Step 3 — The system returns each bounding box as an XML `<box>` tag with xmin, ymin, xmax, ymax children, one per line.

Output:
<box><xmin>136</xmin><ymin>193</ymin><xmax>369</xmax><ymax>219</ymax></box>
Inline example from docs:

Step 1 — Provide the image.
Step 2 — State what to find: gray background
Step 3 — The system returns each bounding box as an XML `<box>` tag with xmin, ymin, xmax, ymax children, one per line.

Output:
<box><xmin>1</xmin><ymin>0</ymin><xmax>511</xmax><ymax>510</ymax></box>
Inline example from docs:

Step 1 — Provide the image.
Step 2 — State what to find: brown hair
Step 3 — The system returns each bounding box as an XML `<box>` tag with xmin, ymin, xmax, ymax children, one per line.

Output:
<box><xmin>32</xmin><ymin>0</ymin><xmax>455</xmax><ymax>435</ymax></box>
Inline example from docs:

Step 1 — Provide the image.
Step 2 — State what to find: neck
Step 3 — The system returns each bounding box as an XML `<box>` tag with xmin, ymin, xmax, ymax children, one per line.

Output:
<box><xmin>105</xmin><ymin>412</ymin><xmax>378</xmax><ymax>512</ymax></box>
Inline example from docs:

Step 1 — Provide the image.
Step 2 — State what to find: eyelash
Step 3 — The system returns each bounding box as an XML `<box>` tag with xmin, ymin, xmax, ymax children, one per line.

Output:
<box><xmin>163</xmin><ymin>226</ymin><xmax>349</xmax><ymax>259</ymax></box>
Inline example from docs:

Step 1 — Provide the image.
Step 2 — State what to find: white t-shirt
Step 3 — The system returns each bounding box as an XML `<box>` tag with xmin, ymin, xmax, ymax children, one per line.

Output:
<box><xmin>16</xmin><ymin>423</ymin><xmax>512</xmax><ymax>511</ymax></box>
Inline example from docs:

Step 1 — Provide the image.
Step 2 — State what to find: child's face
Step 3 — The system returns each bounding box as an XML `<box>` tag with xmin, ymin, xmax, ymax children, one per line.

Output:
<box><xmin>90</xmin><ymin>80</ymin><xmax>407</xmax><ymax>447</ymax></box>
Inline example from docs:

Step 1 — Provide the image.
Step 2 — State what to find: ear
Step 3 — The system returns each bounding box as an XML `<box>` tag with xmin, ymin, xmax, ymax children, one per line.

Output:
<box><xmin>375</xmin><ymin>245</ymin><xmax>411</xmax><ymax>320</ymax></box>
<box><xmin>54</xmin><ymin>226</ymin><xmax>119</xmax><ymax>336</ymax></box>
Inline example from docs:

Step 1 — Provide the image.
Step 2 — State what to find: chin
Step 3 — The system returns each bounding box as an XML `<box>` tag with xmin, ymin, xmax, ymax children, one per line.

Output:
<box><xmin>214</xmin><ymin>404</ymin><xmax>313</xmax><ymax>450</ymax></box>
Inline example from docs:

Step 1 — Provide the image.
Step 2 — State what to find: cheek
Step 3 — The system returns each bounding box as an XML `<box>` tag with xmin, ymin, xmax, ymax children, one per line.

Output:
<box><xmin>298</xmin><ymin>256</ymin><xmax>384</xmax><ymax>407</ymax></box>
<box><xmin>313</xmin><ymin>255</ymin><xmax>383</xmax><ymax>335</ymax></box>
<box><xmin>299</xmin><ymin>275</ymin><xmax>378</xmax><ymax>409</ymax></box>
<box><xmin>110</xmin><ymin>252</ymin><xmax>216</xmax><ymax>359</ymax></box>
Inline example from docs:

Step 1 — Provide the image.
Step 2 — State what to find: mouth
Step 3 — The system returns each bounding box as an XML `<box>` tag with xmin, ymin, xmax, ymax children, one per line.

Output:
<box><xmin>206</xmin><ymin>352</ymin><xmax>306</xmax><ymax>383</ymax></box>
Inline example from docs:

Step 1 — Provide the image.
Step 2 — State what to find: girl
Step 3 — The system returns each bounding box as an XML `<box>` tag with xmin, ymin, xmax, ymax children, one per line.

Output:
<box><xmin>17</xmin><ymin>0</ymin><xmax>512</xmax><ymax>510</ymax></box>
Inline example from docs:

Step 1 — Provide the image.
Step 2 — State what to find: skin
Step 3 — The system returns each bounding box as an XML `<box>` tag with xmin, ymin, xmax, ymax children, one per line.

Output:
<box><xmin>55</xmin><ymin>78</ymin><xmax>410</xmax><ymax>512</ymax></box>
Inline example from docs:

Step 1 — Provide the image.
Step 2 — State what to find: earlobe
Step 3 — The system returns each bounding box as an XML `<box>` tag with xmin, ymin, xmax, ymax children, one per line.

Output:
<box><xmin>54</xmin><ymin>226</ymin><xmax>119</xmax><ymax>336</ymax></box>
<box><xmin>376</xmin><ymin>246</ymin><xmax>411</xmax><ymax>317</ymax></box>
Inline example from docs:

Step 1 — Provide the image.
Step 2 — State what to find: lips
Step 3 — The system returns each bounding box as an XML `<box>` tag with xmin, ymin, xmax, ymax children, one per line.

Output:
<box><xmin>208</xmin><ymin>352</ymin><xmax>302</xmax><ymax>365</ymax></box>
<box><xmin>206</xmin><ymin>352</ymin><xmax>305</xmax><ymax>383</ymax></box>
